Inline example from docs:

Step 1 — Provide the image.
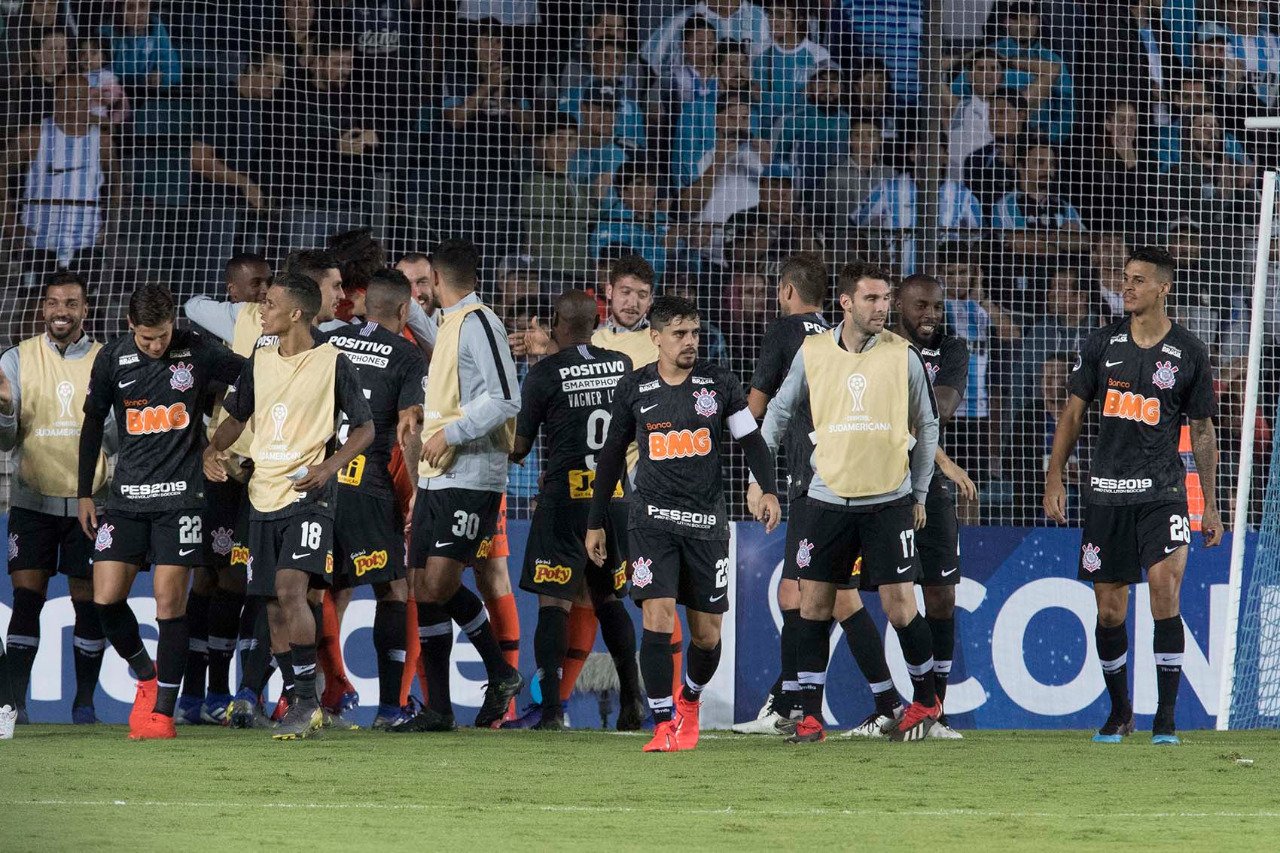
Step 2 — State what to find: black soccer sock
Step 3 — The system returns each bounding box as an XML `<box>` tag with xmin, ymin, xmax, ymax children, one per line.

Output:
<box><xmin>682</xmin><ymin>641</ymin><xmax>722</xmax><ymax>703</ymax></box>
<box><xmin>779</xmin><ymin>608</ymin><xmax>801</xmax><ymax>716</ymax></box>
<box><xmin>373</xmin><ymin>600</ymin><xmax>407</xmax><ymax>708</ymax></box>
<box><xmin>290</xmin><ymin>643</ymin><xmax>318</xmax><ymax>703</ymax></box>
<box><xmin>840</xmin><ymin>608</ymin><xmax>899</xmax><ymax>714</ymax></box>
<box><xmin>236</xmin><ymin>596</ymin><xmax>263</xmax><ymax>691</ymax></box>
<box><xmin>5</xmin><ymin>588</ymin><xmax>45</xmax><ymax>709</ymax></box>
<box><xmin>1095</xmin><ymin>621</ymin><xmax>1130</xmax><ymax>715</ymax></box>
<box><xmin>796</xmin><ymin>617</ymin><xmax>832</xmax><ymax>719</ymax></box>
<box><xmin>0</xmin><ymin>638</ymin><xmax>13</xmax><ymax>708</ymax></box>
<box><xmin>894</xmin><ymin>614</ymin><xmax>936</xmax><ymax>707</ymax></box>
<box><xmin>206</xmin><ymin>590</ymin><xmax>244</xmax><ymax>696</ymax></box>
<box><xmin>1153</xmin><ymin>615</ymin><xmax>1185</xmax><ymax>723</ymax></box>
<box><xmin>418</xmin><ymin>604</ymin><xmax>454</xmax><ymax>715</ymax></box>
<box><xmin>309</xmin><ymin>601</ymin><xmax>324</xmax><ymax>645</ymax></box>
<box><xmin>441</xmin><ymin>587</ymin><xmax>513</xmax><ymax>679</ymax></box>
<box><xmin>71</xmin><ymin>599</ymin><xmax>106</xmax><ymax>708</ymax></box>
<box><xmin>927</xmin><ymin>616</ymin><xmax>955</xmax><ymax>710</ymax></box>
<box><xmin>640</xmin><ymin>629</ymin><xmax>674</xmax><ymax>724</ymax></box>
<box><xmin>594</xmin><ymin>599</ymin><xmax>640</xmax><ymax>702</ymax></box>
<box><xmin>97</xmin><ymin>600</ymin><xmax>156</xmax><ymax>681</ymax></box>
<box><xmin>181</xmin><ymin>592</ymin><xmax>210</xmax><ymax>699</ymax></box>
<box><xmin>154</xmin><ymin>616</ymin><xmax>188</xmax><ymax>717</ymax></box>
<box><xmin>534</xmin><ymin>606</ymin><xmax>569</xmax><ymax>715</ymax></box>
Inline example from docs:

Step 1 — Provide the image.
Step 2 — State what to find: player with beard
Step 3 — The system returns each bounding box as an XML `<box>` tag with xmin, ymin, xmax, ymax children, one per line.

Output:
<box><xmin>892</xmin><ymin>273</ymin><xmax>976</xmax><ymax>739</ymax></box>
<box><xmin>78</xmin><ymin>284</ymin><xmax>245</xmax><ymax>739</ymax></box>
<box><xmin>1</xmin><ymin>272</ymin><xmax>111</xmax><ymax>725</ymax></box>
<box><xmin>586</xmin><ymin>295</ymin><xmax>781</xmax><ymax>752</ymax></box>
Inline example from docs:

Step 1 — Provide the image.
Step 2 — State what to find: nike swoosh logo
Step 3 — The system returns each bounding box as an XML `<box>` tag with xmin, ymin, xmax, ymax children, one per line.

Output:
<box><xmin>940</xmin><ymin>567</ymin><xmax>958</xmax><ymax>577</ymax></box>
<box><xmin>1105</xmin><ymin>360</ymin><xmax>1123</xmax><ymax>367</ymax></box>
<box><xmin>1164</xmin><ymin>545</ymin><xmax>1182</xmax><ymax>554</ymax></box>
<box><xmin>434</xmin><ymin>541</ymin><xmax>453</xmax><ymax>548</ymax></box>
<box><xmin>640</xmin><ymin>404</ymin><xmax>660</xmax><ymax>413</ymax></box>
<box><xmin>709</xmin><ymin>593</ymin><xmax>726</xmax><ymax>602</ymax></box>
<box><xmin>291</xmin><ymin>552</ymin><xmax>312</xmax><ymax>560</ymax></box>
<box><xmin>118</xmin><ymin>379</ymin><xmax>137</xmax><ymax>388</ymax></box>
<box><xmin>896</xmin><ymin>565</ymin><xmax>913</xmax><ymax>574</ymax></box>
<box><xmin>178</xmin><ymin>548</ymin><xmax>196</xmax><ymax>556</ymax></box>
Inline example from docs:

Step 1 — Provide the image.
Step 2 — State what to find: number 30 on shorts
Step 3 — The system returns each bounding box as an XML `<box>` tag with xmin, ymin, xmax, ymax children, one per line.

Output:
<box><xmin>452</xmin><ymin>511</ymin><xmax>480</xmax><ymax>540</ymax></box>
<box><xmin>1169</xmin><ymin>515</ymin><xmax>1191</xmax><ymax>545</ymax></box>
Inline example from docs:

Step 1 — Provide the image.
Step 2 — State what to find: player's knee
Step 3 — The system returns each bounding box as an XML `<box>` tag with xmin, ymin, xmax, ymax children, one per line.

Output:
<box><xmin>153</xmin><ymin>588</ymin><xmax>187</xmax><ymax>620</ymax></box>
<box><xmin>688</xmin><ymin>620</ymin><xmax>721</xmax><ymax>649</ymax></box>
<box><xmin>923</xmin><ymin>586</ymin><xmax>955</xmax><ymax>619</ymax></box>
<box><xmin>832</xmin><ymin>588</ymin><xmax>863</xmax><ymax>623</ymax></box>
<box><xmin>67</xmin><ymin>577</ymin><xmax>93</xmax><ymax>602</ymax></box>
<box><xmin>377</xmin><ymin>579</ymin><xmax>409</xmax><ymax>603</ymax></box>
<box><xmin>641</xmin><ymin>600</ymin><xmax>677</xmax><ymax>633</ymax></box>
<box><xmin>777</xmin><ymin>578</ymin><xmax>800</xmax><ymax>610</ymax></box>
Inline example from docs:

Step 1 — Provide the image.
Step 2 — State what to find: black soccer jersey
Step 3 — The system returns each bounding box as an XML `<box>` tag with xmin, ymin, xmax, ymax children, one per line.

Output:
<box><xmin>1068</xmin><ymin>318</ymin><xmax>1217</xmax><ymax>506</ymax></box>
<box><xmin>750</xmin><ymin>311</ymin><xmax>831</xmax><ymax>500</ymax></box>
<box><xmin>607</xmin><ymin>360</ymin><xmax>753</xmax><ymax>540</ymax></box>
<box><xmin>322</xmin><ymin>321</ymin><xmax>426</xmax><ymax>497</ymax></box>
<box><xmin>517</xmin><ymin>344</ymin><xmax>632</xmax><ymax>505</ymax></box>
<box><xmin>82</xmin><ymin>329</ymin><xmax>244</xmax><ymax>512</ymax></box>
<box><xmin>918</xmin><ymin>334</ymin><xmax>970</xmax><ymax>441</ymax></box>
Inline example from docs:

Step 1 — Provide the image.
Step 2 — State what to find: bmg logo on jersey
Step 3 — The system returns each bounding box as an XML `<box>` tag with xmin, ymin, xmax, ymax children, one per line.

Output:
<box><xmin>1102</xmin><ymin>389</ymin><xmax>1160</xmax><ymax>426</ymax></box>
<box><xmin>125</xmin><ymin>402</ymin><xmax>190</xmax><ymax>435</ymax></box>
<box><xmin>648</xmin><ymin>428</ymin><xmax>711</xmax><ymax>460</ymax></box>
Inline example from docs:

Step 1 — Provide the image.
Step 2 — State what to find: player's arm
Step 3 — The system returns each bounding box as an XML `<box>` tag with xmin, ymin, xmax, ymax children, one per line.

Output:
<box><xmin>585</xmin><ymin>375</ymin><xmax>637</xmax><ymax>565</ymax></box>
<box><xmin>294</xmin><ymin>357</ymin><xmax>375</xmax><ymax>492</ymax></box>
<box><xmin>0</xmin><ymin>347</ymin><xmax>21</xmax><ymax>451</ymax></box>
<box><xmin>760</xmin><ymin>347</ymin><xmax>808</xmax><ymax>458</ymax></box>
<box><xmin>1188</xmin><ymin>347</ymin><xmax>1223</xmax><ymax>546</ymax></box>
<box><xmin>747</xmin><ymin>321</ymin><xmax>787</xmax><ymax>419</ymax></box>
<box><xmin>396</xmin><ymin>347</ymin><xmax>427</xmax><ymax>465</ymax></box>
<box><xmin>907</xmin><ymin>348</ymin><xmax>940</xmax><ymax>530</ymax></box>
<box><xmin>1043</xmin><ymin>394</ymin><xmax>1088</xmax><ymax>524</ymax></box>
<box><xmin>203</xmin><ymin>335</ymin><xmax>247</xmax><ymax>385</ymax></box>
<box><xmin>510</xmin><ymin>362</ymin><xmax>549</xmax><ymax>464</ymax></box>
<box><xmin>725</xmin><ymin>372</ymin><xmax>781</xmax><ymax>532</ymax></box>
<box><xmin>76</xmin><ymin>347</ymin><xmax>114</xmax><ymax>536</ymax></box>
<box><xmin>426</xmin><ymin>312</ymin><xmax>522</xmax><ymax>464</ymax></box>
<box><xmin>205</xmin><ymin>357</ymin><xmax>255</xmax><ymax>481</ymax></box>
<box><xmin>184</xmin><ymin>295</ymin><xmax>242</xmax><ymax>343</ymax></box>
<box><xmin>405</xmin><ymin>299</ymin><xmax>436</xmax><ymax>359</ymax></box>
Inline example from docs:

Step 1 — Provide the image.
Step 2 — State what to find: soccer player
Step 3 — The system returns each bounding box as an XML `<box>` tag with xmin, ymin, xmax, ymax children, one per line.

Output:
<box><xmin>893</xmin><ymin>273</ymin><xmax>977</xmax><ymax>739</ymax></box>
<box><xmin>586</xmin><ymin>295</ymin><xmax>782</xmax><ymax>752</ymax></box>
<box><xmin>205</xmin><ymin>273</ymin><xmax>374</xmax><ymax>740</ymax></box>
<box><xmin>1044</xmin><ymin>246</ymin><xmax>1222</xmax><ymax>745</ymax></box>
<box><xmin>510</xmin><ymin>290</ymin><xmax>644</xmax><ymax>731</ymax></box>
<box><xmin>400</xmin><ymin>238</ymin><xmax>524</xmax><ymax>732</ymax></box>
<box><xmin>1</xmin><ymin>272</ymin><xmax>110</xmax><ymax>724</ymax></box>
<box><xmin>763</xmin><ymin>261</ymin><xmax>941</xmax><ymax>744</ymax></box>
<box><xmin>321</xmin><ymin>270</ymin><xmax>426</xmax><ymax>730</ymax></box>
<box><xmin>78</xmin><ymin>284</ymin><xmax>245</xmax><ymax>739</ymax></box>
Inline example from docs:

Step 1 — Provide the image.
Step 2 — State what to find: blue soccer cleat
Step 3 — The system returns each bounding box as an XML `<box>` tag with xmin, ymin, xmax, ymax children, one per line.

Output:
<box><xmin>200</xmin><ymin>692</ymin><xmax>234</xmax><ymax>726</ymax></box>
<box><xmin>371</xmin><ymin>700</ymin><xmax>418</xmax><ymax>731</ymax></box>
<box><xmin>229</xmin><ymin>688</ymin><xmax>271</xmax><ymax>729</ymax></box>
<box><xmin>71</xmin><ymin>704</ymin><xmax>99</xmax><ymax>725</ymax></box>
<box><xmin>175</xmin><ymin>695</ymin><xmax>204</xmax><ymax>725</ymax></box>
<box><xmin>1092</xmin><ymin>708</ymin><xmax>1134</xmax><ymax>743</ymax></box>
<box><xmin>1152</xmin><ymin>733</ymin><xmax>1181</xmax><ymax>745</ymax></box>
<box><xmin>500</xmin><ymin>703</ymin><xmax>543</xmax><ymax>729</ymax></box>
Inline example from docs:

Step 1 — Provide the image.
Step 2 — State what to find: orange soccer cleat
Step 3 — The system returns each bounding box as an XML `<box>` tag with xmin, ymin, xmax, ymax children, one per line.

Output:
<box><xmin>643</xmin><ymin>720</ymin><xmax>682</xmax><ymax>753</ymax></box>
<box><xmin>888</xmin><ymin>700</ymin><xmax>942</xmax><ymax>743</ymax></box>
<box><xmin>675</xmin><ymin>694</ymin><xmax>701</xmax><ymax>750</ymax></box>
<box><xmin>128</xmin><ymin>678</ymin><xmax>158</xmax><ymax>731</ymax></box>
<box><xmin>129</xmin><ymin>712</ymin><xmax>177</xmax><ymax>740</ymax></box>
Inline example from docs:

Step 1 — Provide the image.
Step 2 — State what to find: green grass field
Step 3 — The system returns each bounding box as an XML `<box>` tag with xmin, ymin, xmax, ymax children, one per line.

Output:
<box><xmin>2</xmin><ymin>726</ymin><xmax>1278</xmax><ymax>851</ymax></box>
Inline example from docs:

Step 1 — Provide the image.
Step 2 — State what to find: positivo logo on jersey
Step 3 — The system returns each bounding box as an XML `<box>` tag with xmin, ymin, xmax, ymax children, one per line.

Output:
<box><xmin>1102</xmin><ymin>389</ymin><xmax>1160</xmax><ymax>426</ymax></box>
<box><xmin>692</xmin><ymin>388</ymin><xmax>718</xmax><ymax>417</ymax></box>
<box><xmin>1081</xmin><ymin>543</ymin><xmax>1102</xmax><ymax>573</ymax></box>
<box><xmin>1152</xmin><ymin>360</ymin><xmax>1179</xmax><ymax>390</ymax></box>
<box><xmin>631</xmin><ymin>556</ymin><xmax>654</xmax><ymax>588</ymax></box>
<box><xmin>210</xmin><ymin>526</ymin><xmax>235</xmax><ymax>557</ymax></box>
<box><xmin>94</xmin><ymin>523</ymin><xmax>114</xmax><ymax>553</ymax></box>
<box><xmin>230</xmin><ymin>544</ymin><xmax>250</xmax><ymax>567</ymax></box>
<box><xmin>169</xmin><ymin>361</ymin><xmax>195</xmax><ymax>392</ymax></box>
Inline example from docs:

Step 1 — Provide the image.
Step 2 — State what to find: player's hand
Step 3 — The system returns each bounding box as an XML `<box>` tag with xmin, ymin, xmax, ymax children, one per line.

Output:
<box><xmin>757</xmin><ymin>492</ymin><xmax>781</xmax><ymax>533</ymax></box>
<box><xmin>509</xmin><ymin>318</ymin><xmax>552</xmax><ymax>358</ymax></box>
<box><xmin>421</xmin><ymin>429</ymin><xmax>450</xmax><ymax>468</ymax></box>
<box><xmin>397</xmin><ymin>409</ymin><xmax>423</xmax><ymax>451</ymax></box>
<box><xmin>77</xmin><ymin>497</ymin><xmax>98</xmax><ymax>540</ymax></box>
<box><xmin>1201</xmin><ymin>505</ymin><xmax>1224</xmax><ymax>548</ymax></box>
<box><xmin>913</xmin><ymin>502</ymin><xmax>927</xmax><ymax>530</ymax></box>
<box><xmin>745</xmin><ymin>481</ymin><xmax>763</xmax><ymax>516</ymax></box>
<box><xmin>0</xmin><ymin>369</ymin><xmax>13</xmax><ymax>415</ymax></box>
<box><xmin>585</xmin><ymin>527</ymin><xmax>607</xmax><ymax>566</ymax></box>
<box><xmin>1043</xmin><ymin>476</ymin><xmax>1068</xmax><ymax>524</ymax></box>
<box><xmin>292</xmin><ymin>460</ymin><xmax>335</xmax><ymax>492</ymax></box>
<box><xmin>939</xmin><ymin>457</ymin><xmax>978</xmax><ymax>501</ymax></box>
<box><xmin>203</xmin><ymin>444</ymin><xmax>230</xmax><ymax>483</ymax></box>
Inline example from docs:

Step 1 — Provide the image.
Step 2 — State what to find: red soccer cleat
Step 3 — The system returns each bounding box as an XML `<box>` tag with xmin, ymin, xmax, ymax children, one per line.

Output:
<box><xmin>129</xmin><ymin>712</ymin><xmax>177</xmax><ymax>740</ymax></box>
<box><xmin>129</xmin><ymin>678</ymin><xmax>158</xmax><ymax>731</ymax></box>
<box><xmin>272</xmin><ymin>695</ymin><xmax>291</xmax><ymax>722</ymax></box>
<box><xmin>675</xmin><ymin>694</ymin><xmax>701</xmax><ymax>750</ymax></box>
<box><xmin>785</xmin><ymin>715</ymin><xmax>827</xmax><ymax>743</ymax></box>
<box><xmin>889</xmin><ymin>700</ymin><xmax>941</xmax><ymax>742</ymax></box>
<box><xmin>643</xmin><ymin>720</ymin><xmax>682</xmax><ymax>752</ymax></box>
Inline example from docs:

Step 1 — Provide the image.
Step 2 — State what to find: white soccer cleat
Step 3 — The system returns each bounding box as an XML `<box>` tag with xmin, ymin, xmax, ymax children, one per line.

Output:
<box><xmin>732</xmin><ymin>698</ymin><xmax>786</xmax><ymax>734</ymax></box>
<box><xmin>0</xmin><ymin>705</ymin><xmax>16</xmax><ymax>740</ymax></box>
<box><xmin>843</xmin><ymin>710</ymin><xmax>894</xmax><ymax>738</ymax></box>
<box><xmin>928</xmin><ymin>721</ymin><xmax>964</xmax><ymax>739</ymax></box>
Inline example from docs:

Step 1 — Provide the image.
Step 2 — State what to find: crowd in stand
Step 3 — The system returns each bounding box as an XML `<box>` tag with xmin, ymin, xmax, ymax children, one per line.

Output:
<box><xmin>2</xmin><ymin>0</ymin><xmax>1278</xmax><ymax>523</ymax></box>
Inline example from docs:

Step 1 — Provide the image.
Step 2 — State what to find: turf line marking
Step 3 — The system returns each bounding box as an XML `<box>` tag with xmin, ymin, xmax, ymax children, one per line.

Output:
<box><xmin>6</xmin><ymin>800</ymin><xmax>1280</xmax><ymax>820</ymax></box>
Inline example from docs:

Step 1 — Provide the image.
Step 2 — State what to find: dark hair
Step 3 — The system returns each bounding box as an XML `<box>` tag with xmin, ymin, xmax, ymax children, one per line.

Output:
<box><xmin>274</xmin><ymin>272</ymin><xmax>322</xmax><ymax>321</ymax></box>
<box><xmin>553</xmin><ymin>289</ymin><xmax>599</xmax><ymax>337</ymax></box>
<box><xmin>613</xmin><ymin>157</ymin><xmax>656</xmax><ymax>190</ymax></box>
<box><xmin>1127</xmin><ymin>245</ymin><xmax>1176</xmax><ymax>282</ymax></box>
<box><xmin>365</xmin><ymin>268</ymin><xmax>412</xmax><ymax>316</ymax></box>
<box><xmin>936</xmin><ymin>240</ymin><xmax>983</xmax><ymax>269</ymax></box>
<box><xmin>837</xmin><ymin>260</ymin><xmax>894</xmax><ymax>297</ymax></box>
<box><xmin>225</xmin><ymin>251</ymin><xmax>269</xmax><ymax>277</ymax></box>
<box><xmin>328</xmin><ymin>228</ymin><xmax>387</xmax><ymax>290</ymax></box>
<box><xmin>778</xmin><ymin>252</ymin><xmax>828</xmax><ymax>306</ymax></box>
<box><xmin>282</xmin><ymin>248</ymin><xmax>339</xmax><ymax>285</ymax></box>
<box><xmin>609</xmin><ymin>252</ymin><xmax>656</xmax><ymax>288</ymax></box>
<box><xmin>127</xmin><ymin>283</ymin><xmax>175</xmax><ymax>327</ymax></box>
<box><xmin>430</xmin><ymin>237</ymin><xmax>481</xmax><ymax>287</ymax></box>
<box><xmin>535</xmin><ymin>112</ymin><xmax>579</xmax><ymax>140</ymax></box>
<box><xmin>682</xmin><ymin>16</ymin><xmax>717</xmax><ymax>40</ymax></box>
<box><xmin>649</xmin><ymin>295</ymin><xmax>699</xmax><ymax>331</ymax></box>
<box><xmin>899</xmin><ymin>272</ymin><xmax>944</xmax><ymax>297</ymax></box>
<box><xmin>45</xmin><ymin>270</ymin><xmax>87</xmax><ymax>297</ymax></box>
<box><xmin>396</xmin><ymin>252</ymin><xmax>431</xmax><ymax>267</ymax></box>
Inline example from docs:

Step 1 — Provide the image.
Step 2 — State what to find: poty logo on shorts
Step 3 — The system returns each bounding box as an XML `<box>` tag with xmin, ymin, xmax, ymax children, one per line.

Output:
<box><xmin>1152</xmin><ymin>360</ymin><xmax>1179</xmax><ymax>390</ymax></box>
<box><xmin>796</xmin><ymin>538</ymin><xmax>813</xmax><ymax>569</ymax></box>
<box><xmin>94</xmin><ymin>523</ymin><xmax>115</xmax><ymax>553</ymax></box>
<box><xmin>1082</xmin><ymin>543</ymin><xmax>1102</xmax><ymax>573</ymax></box>
<box><xmin>8</xmin><ymin>532</ymin><xmax>17</xmax><ymax>561</ymax></box>
<box><xmin>211</xmin><ymin>527</ymin><xmax>235</xmax><ymax>557</ymax></box>
<box><xmin>533</xmin><ymin>562</ymin><xmax>573</xmax><ymax>585</ymax></box>
<box><xmin>692</xmin><ymin>388</ymin><xmax>718</xmax><ymax>417</ymax></box>
<box><xmin>631</xmin><ymin>557</ymin><xmax>654</xmax><ymax>588</ymax></box>
<box><xmin>169</xmin><ymin>361</ymin><xmax>195</xmax><ymax>392</ymax></box>
<box><xmin>353</xmin><ymin>550</ymin><xmax>389</xmax><ymax>577</ymax></box>
<box><xmin>613</xmin><ymin>561</ymin><xmax>628</xmax><ymax>591</ymax></box>
<box><xmin>230</xmin><ymin>544</ymin><xmax>250</xmax><ymax>567</ymax></box>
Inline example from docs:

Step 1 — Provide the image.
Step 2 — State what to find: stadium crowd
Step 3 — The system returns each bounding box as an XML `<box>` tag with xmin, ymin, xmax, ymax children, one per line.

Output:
<box><xmin>1</xmin><ymin>0</ymin><xmax>1277</xmax><ymax>523</ymax></box>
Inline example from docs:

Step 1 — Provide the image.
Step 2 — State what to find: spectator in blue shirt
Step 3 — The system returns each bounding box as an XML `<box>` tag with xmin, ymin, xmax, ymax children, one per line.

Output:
<box><xmin>643</xmin><ymin>0</ymin><xmax>773</xmax><ymax>80</ymax></box>
<box><xmin>834</xmin><ymin>0</ymin><xmax>922</xmax><ymax>106</ymax></box>
<box><xmin>591</xmin><ymin>158</ymin><xmax>676</xmax><ymax>280</ymax></box>
<box><xmin>568</xmin><ymin>85</ymin><xmax>629</xmax><ymax>208</ymax></box>
<box><xmin>963</xmin><ymin>88</ymin><xmax>1029</xmax><ymax>214</ymax></box>
<box><xmin>103</xmin><ymin>0</ymin><xmax>182</xmax><ymax>91</ymax></box>
<box><xmin>750</xmin><ymin>0</ymin><xmax>833</xmax><ymax>139</ymax></box>
<box><xmin>771</xmin><ymin>62</ymin><xmax>850</xmax><ymax>204</ymax></box>
<box><xmin>1015</xmin><ymin>259</ymin><xmax>1096</xmax><ymax>403</ymax></box>
<box><xmin>558</xmin><ymin>30</ymin><xmax>647</xmax><ymax>152</ymax></box>
<box><xmin>994</xmin><ymin>143</ymin><xmax>1089</xmax><ymax>257</ymax></box>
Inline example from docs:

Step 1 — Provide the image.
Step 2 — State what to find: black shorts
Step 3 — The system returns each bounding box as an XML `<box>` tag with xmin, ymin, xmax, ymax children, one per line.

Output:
<box><xmin>918</xmin><ymin>478</ymin><xmax>960</xmax><ymax>587</ymax></box>
<box><xmin>519</xmin><ymin>500</ymin><xmax>628</xmax><ymax>601</ymax></box>
<box><xmin>1078</xmin><ymin>499</ymin><xmax>1190</xmax><ymax>585</ymax></box>
<box><xmin>246</xmin><ymin>512</ymin><xmax>334</xmax><ymax>597</ymax></box>
<box><xmin>784</xmin><ymin>498</ymin><xmax>862</xmax><ymax>588</ymax></box>
<box><xmin>92</xmin><ymin>508</ymin><xmax>209</xmax><ymax>568</ymax></box>
<box><xmin>795</xmin><ymin>497</ymin><xmax>920</xmax><ymax>589</ymax></box>
<box><xmin>205</xmin><ymin>478</ymin><xmax>247</xmax><ymax>570</ymax></box>
<box><xmin>407</xmin><ymin>487</ymin><xmax>502</xmax><ymax>567</ymax></box>
<box><xmin>333</xmin><ymin>488</ymin><xmax>406</xmax><ymax>589</ymax></box>
<box><xmin>7</xmin><ymin>507</ymin><xmax>94</xmax><ymax>578</ymax></box>
<box><xmin>628</xmin><ymin>526</ymin><xmax>730</xmax><ymax>614</ymax></box>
